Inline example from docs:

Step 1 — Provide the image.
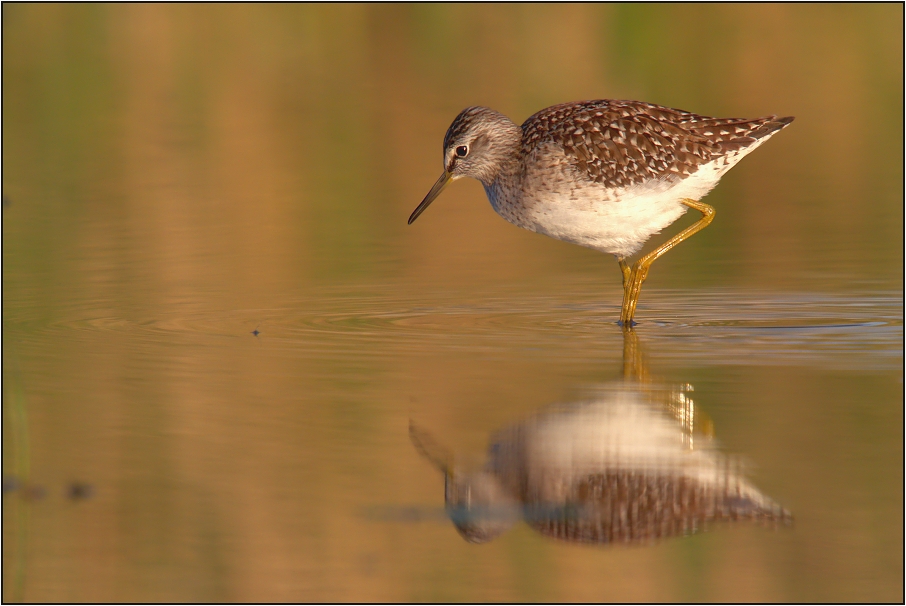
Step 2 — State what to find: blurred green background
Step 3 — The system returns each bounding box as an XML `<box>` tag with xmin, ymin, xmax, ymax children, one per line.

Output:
<box><xmin>2</xmin><ymin>3</ymin><xmax>902</xmax><ymax>602</ymax></box>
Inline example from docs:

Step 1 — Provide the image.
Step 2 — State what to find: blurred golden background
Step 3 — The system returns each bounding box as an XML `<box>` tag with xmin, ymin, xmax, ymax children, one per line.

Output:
<box><xmin>2</xmin><ymin>4</ymin><xmax>902</xmax><ymax>602</ymax></box>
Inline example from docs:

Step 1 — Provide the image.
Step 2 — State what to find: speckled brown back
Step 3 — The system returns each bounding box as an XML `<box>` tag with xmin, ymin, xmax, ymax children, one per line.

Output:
<box><xmin>521</xmin><ymin>100</ymin><xmax>794</xmax><ymax>189</ymax></box>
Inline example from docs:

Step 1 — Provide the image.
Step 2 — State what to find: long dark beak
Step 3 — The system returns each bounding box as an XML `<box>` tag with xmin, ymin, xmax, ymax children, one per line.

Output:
<box><xmin>408</xmin><ymin>171</ymin><xmax>452</xmax><ymax>225</ymax></box>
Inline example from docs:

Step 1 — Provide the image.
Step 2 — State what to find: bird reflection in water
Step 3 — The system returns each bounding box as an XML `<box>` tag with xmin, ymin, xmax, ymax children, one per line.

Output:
<box><xmin>410</xmin><ymin>330</ymin><xmax>791</xmax><ymax>545</ymax></box>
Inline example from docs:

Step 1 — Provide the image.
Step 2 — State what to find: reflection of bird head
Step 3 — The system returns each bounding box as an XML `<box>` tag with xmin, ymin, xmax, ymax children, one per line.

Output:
<box><xmin>444</xmin><ymin>469</ymin><xmax>520</xmax><ymax>544</ymax></box>
<box><xmin>410</xmin><ymin>420</ymin><xmax>520</xmax><ymax>543</ymax></box>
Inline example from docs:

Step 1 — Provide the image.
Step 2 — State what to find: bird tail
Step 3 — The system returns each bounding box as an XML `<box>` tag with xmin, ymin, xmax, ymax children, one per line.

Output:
<box><xmin>750</xmin><ymin>115</ymin><xmax>795</xmax><ymax>140</ymax></box>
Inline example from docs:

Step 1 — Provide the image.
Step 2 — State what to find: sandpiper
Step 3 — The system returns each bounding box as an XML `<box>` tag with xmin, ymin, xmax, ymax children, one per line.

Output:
<box><xmin>408</xmin><ymin>100</ymin><xmax>793</xmax><ymax>326</ymax></box>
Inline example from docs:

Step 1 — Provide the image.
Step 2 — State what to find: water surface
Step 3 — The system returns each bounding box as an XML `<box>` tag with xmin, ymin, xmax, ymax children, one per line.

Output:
<box><xmin>3</xmin><ymin>4</ymin><xmax>903</xmax><ymax>602</ymax></box>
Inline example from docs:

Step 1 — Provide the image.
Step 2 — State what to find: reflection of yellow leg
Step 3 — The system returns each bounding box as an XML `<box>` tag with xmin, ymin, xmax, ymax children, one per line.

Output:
<box><xmin>621</xmin><ymin>328</ymin><xmax>715</xmax><ymax>442</ymax></box>
<box><xmin>619</xmin><ymin>199</ymin><xmax>715</xmax><ymax>327</ymax></box>
<box><xmin>621</xmin><ymin>326</ymin><xmax>649</xmax><ymax>381</ymax></box>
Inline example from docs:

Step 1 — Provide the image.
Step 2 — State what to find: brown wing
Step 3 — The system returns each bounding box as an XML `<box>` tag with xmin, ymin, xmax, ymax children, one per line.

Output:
<box><xmin>522</xmin><ymin>100</ymin><xmax>792</xmax><ymax>188</ymax></box>
<box><xmin>525</xmin><ymin>471</ymin><xmax>792</xmax><ymax>545</ymax></box>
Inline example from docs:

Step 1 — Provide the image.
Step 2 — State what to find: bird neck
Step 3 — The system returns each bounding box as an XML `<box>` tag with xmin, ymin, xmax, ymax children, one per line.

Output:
<box><xmin>484</xmin><ymin>146</ymin><xmax>523</xmax><ymax>213</ymax></box>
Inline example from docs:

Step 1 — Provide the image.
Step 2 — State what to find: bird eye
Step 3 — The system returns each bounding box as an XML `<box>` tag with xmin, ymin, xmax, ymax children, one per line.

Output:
<box><xmin>455</xmin><ymin>145</ymin><xmax>469</xmax><ymax>158</ymax></box>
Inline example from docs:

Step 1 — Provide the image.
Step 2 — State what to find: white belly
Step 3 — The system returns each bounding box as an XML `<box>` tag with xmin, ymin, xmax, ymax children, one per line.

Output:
<box><xmin>525</xmin><ymin>181</ymin><xmax>689</xmax><ymax>258</ymax></box>
<box><xmin>489</xmin><ymin>147</ymin><xmax>758</xmax><ymax>259</ymax></box>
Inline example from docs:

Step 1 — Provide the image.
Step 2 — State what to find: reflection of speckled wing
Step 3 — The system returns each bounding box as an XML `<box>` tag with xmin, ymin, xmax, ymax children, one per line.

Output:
<box><xmin>522</xmin><ymin>100</ymin><xmax>793</xmax><ymax>188</ymax></box>
<box><xmin>526</xmin><ymin>470</ymin><xmax>792</xmax><ymax>545</ymax></box>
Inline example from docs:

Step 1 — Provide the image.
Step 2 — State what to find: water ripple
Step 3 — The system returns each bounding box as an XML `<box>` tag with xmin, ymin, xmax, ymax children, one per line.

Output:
<box><xmin>4</xmin><ymin>288</ymin><xmax>901</xmax><ymax>370</ymax></box>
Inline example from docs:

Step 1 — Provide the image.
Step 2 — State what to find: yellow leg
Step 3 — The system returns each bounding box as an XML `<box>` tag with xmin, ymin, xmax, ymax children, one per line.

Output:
<box><xmin>619</xmin><ymin>199</ymin><xmax>715</xmax><ymax>327</ymax></box>
<box><xmin>618</xmin><ymin>258</ymin><xmax>632</xmax><ymax>291</ymax></box>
